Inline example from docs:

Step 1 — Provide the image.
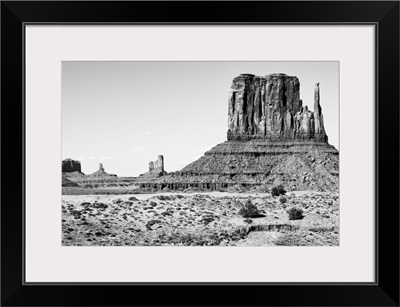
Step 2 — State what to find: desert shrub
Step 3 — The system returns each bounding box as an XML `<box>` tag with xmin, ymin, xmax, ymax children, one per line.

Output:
<box><xmin>271</xmin><ymin>184</ymin><xmax>286</xmax><ymax>197</ymax></box>
<box><xmin>243</xmin><ymin>218</ymin><xmax>253</xmax><ymax>224</ymax></box>
<box><xmin>201</xmin><ymin>216</ymin><xmax>215</xmax><ymax>224</ymax></box>
<box><xmin>238</xmin><ymin>200</ymin><xmax>260</xmax><ymax>218</ymax></box>
<box><xmin>92</xmin><ymin>202</ymin><xmax>108</xmax><ymax>209</ymax></box>
<box><xmin>279</xmin><ymin>196</ymin><xmax>287</xmax><ymax>204</ymax></box>
<box><xmin>287</xmin><ymin>207</ymin><xmax>304</xmax><ymax>220</ymax></box>
<box><xmin>156</xmin><ymin>195</ymin><xmax>170</xmax><ymax>201</ymax></box>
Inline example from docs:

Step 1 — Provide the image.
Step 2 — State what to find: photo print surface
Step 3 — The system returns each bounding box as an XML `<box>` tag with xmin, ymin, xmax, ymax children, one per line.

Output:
<box><xmin>62</xmin><ymin>61</ymin><xmax>339</xmax><ymax>247</ymax></box>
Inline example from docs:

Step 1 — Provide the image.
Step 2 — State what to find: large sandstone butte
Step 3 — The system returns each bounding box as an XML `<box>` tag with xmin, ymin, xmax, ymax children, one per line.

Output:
<box><xmin>62</xmin><ymin>158</ymin><xmax>81</xmax><ymax>173</ymax></box>
<box><xmin>141</xmin><ymin>73</ymin><xmax>339</xmax><ymax>192</ymax></box>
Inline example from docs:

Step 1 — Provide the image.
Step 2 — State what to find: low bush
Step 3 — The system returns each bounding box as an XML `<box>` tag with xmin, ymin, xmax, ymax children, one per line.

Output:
<box><xmin>287</xmin><ymin>207</ymin><xmax>304</xmax><ymax>220</ymax></box>
<box><xmin>271</xmin><ymin>184</ymin><xmax>286</xmax><ymax>197</ymax></box>
<box><xmin>243</xmin><ymin>218</ymin><xmax>253</xmax><ymax>224</ymax></box>
<box><xmin>238</xmin><ymin>200</ymin><xmax>260</xmax><ymax>218</ymax></box>
<box><xmin>279</xmin><ymin>196</ymin><xmax>287</xmax><ymax>204</ymax></box>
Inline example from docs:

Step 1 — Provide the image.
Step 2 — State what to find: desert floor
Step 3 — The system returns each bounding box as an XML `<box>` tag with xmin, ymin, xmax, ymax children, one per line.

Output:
<box><xmin>62</xmin><ymin>191</ymin><xmax>339</xmax><ymax>246</ymax></box>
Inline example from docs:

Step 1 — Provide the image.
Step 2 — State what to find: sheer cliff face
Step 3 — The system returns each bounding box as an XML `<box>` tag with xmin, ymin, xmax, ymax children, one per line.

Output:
<box><xmin>227</xmin><ymin>73</ymin><xmax>327</xmax><ymax>142</ymax></box>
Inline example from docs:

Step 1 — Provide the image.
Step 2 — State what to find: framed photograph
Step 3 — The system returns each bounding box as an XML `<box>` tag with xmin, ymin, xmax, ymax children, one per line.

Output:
<box><xmin>1</xmin><ymin>1</ymin><xmax>399</xmax><ymax>306</ymax></box>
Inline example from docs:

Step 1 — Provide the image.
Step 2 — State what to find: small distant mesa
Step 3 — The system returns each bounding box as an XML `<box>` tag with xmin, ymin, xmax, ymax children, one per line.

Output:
<box><xmin>139</xmin><ymin>155</ymin><xmax>167</xmax><ymax>178</ymax></box>
<box><xmin>88</xmin><ymin>163</ymin><xmax>117</xmax><ymax>178</ymax></box>
<box><xmin>62</xmin><ymin>158</ymin><xmax>82</xmax><ymax>173</ymax></box>
<box><xmin>61</xmin><ymin>159</ymin><xmax>116</xmax><ymax>177</ymax></box>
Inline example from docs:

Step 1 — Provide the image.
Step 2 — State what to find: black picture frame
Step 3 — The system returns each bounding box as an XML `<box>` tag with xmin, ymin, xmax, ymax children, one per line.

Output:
<box><xmin>1</xmin><ymin>1</ymin><xmax>399</xmax><ymax>306</ymax></box>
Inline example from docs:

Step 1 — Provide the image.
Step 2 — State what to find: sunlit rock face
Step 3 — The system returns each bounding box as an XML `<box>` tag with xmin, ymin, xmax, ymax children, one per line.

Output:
<box><xmin>153</xmin><ymin>155</ymin><xmax>164</xmax><ymax>173</ymax></box>
<box><xmin>148</xmin><ymin>155</ymin><xmax>165</xmax><ymax>173</ymax></box>
<box><xmin>227</xmin><ymin>73</ymin><xmax>327</xmax><ymax>142</ymax></box>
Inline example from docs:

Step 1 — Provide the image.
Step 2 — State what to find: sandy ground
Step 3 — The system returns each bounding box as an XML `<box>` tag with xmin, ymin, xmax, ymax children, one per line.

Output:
<box><xmin>62</xmin><ymin>191</ymin><xmax>339</xmax><ymax>246</ymax></box>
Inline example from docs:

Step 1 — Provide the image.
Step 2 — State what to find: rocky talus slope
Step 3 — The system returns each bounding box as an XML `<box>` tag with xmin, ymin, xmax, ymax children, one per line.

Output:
<box><xmin>141</xmin><ymin>147</ymin><xmax>338</xmax><ymax>192</ymax></box>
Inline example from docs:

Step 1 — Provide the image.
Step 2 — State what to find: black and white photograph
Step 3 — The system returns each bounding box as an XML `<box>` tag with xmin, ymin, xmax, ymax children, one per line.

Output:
<box><xmin>3</xmin><ymin>0</ymin><xmax>399</xmax><ymax>304</ymax></box>
<box><xmin>61</xmin><ymin>61</ymin><xmax>339</xmax><ymax>246</ymax></box>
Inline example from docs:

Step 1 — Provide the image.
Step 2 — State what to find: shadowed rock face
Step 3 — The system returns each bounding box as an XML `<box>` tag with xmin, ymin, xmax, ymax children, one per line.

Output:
<box><xmin>227</xmin><ymin>73</ymin><xmax>327</xmax><ymax>142</ymax></box>
<box><xmin>62</xmin><ymin>158</ymin><xmax>81</xmax><ymax>173</ymax></box>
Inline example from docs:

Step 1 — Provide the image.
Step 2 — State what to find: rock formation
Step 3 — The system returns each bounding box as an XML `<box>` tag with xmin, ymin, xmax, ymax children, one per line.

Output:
<box><xmin>227</xmin><ymin>74</ymin><xmax>327</xmax><ymax>142</ymax></box>
<box><xmin>153</xmin><ymin>155</ymin><xmax>164</xmax><ymax>172</ymax></box>
<box><xmin>140</xmin><ymin>73</ymin><xmax>339</xmax><ymax>192</ymax></box>
<box><xmin>88</xmin><ymin>163</ymin><xmax>117</xmax><ymax>178</ymax></box>
<box><xmin>62</xmin><ymin>158</ymin><xmax>81</xmax><ymax>173</ymax></box>
<box><xmin>148</xmin><ymin>156</ymin><xmax>164</xmax><ymax>172</ymax></box>
<box><xmin>140</xmin><ymin>155</ymin><xmax>167</xmax><ymax>178</ymax></box>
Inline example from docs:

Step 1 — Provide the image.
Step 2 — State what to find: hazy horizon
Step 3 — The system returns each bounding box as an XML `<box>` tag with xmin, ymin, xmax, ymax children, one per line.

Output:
<box><xmin>62</xmin><ymin>61</ymin><xmax>339</xmax><ymax>177</ymax></box>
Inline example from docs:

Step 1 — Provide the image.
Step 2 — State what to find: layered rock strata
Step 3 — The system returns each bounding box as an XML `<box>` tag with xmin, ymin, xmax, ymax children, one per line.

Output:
<box><xmin>140</xmin><ymin>73</ymin><xmax>338</xmax><ymax>192</ymax></box>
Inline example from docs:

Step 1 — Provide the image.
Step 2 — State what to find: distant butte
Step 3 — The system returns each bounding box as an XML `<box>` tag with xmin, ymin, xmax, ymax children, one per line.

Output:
<box><xmin>62</xmin><ymin>158</ymin><xmax>82</xmax><ymax>173</ymax></box>
<box><xmin>139</xmin><ymin>155</ymin><xmax>167</xmax><ymax>178</ymax></box>
<box><xmin>88</xmin><ymin>163</ymin><xmax>117</xmax><ymax>178</ymax></box>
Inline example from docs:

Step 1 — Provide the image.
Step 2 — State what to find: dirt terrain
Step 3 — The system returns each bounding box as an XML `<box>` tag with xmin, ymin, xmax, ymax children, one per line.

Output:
<box><xmin>62</xmin><ymin>191</ymin><xmax>339</xmax><ymax>246</ymax></box>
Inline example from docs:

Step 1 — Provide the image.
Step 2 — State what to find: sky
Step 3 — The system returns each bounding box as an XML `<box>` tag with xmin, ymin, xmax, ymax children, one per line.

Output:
<box><xmin>62</xmin><ymin>61</ymin><xmax>339</xmax><ymax>177</ymax></box>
